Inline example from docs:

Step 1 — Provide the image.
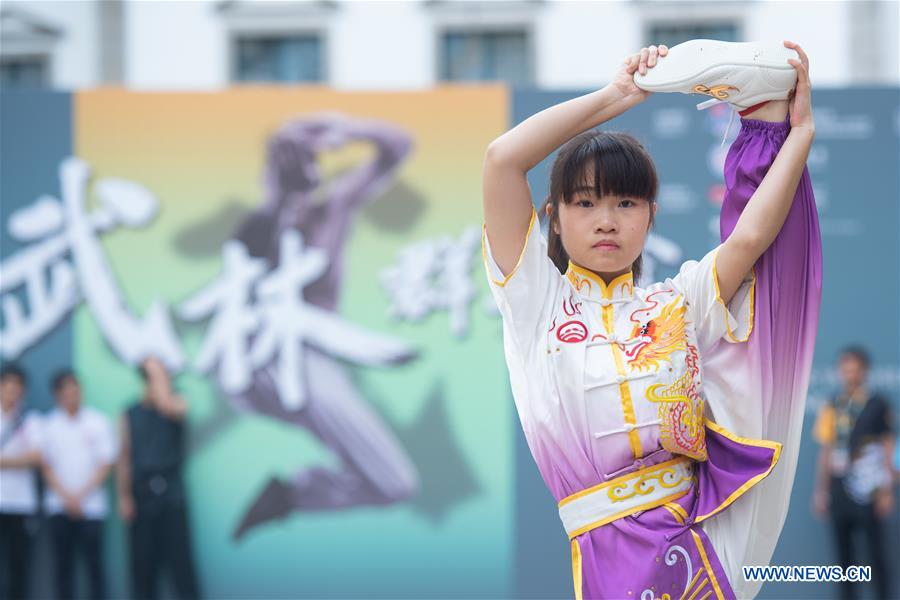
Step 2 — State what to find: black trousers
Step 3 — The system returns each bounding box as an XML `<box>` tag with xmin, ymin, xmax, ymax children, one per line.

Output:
<box><xmin>828</xmin><ymin>477</ymin><xmax>892</xmax><ymax>600</ymax></box>
<box><xmin>49</xmin><ymin>514</ymin><xmax>106</xmax><ymax>600</ymax></box>
<box><xmin>0</xmin><ymin>512</ymin><xmax>32</xmax><ymax>600</ymax></box>
<box><xmin>129</xmin><ymin>499</ymin><xmax>200</xmax><ymax>600</ymax></box>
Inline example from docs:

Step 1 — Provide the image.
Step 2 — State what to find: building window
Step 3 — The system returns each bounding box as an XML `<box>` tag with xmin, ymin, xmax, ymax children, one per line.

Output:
<box><xmin>647</xmin><ymin>22</ymin><xmax>738</xmax><ymax>48</ymax></box>
<box><xmin>0</xmin><ymin>55</ymin><xmax>48</xmax><ymax>88</ymax></box>
<box><xmin>440</xmin><ymin>29</ymin><xmax>531</xmax><ymax>85</ymax></box>
<box><xmin>233</xmin><ymin>34</ymin><xmax>323</xmax><ymax>83</ymax></box>
<box><xmin>1</xmin><ymin>5</ymin><xmax>60</xmax><ymax>88</ymax></box>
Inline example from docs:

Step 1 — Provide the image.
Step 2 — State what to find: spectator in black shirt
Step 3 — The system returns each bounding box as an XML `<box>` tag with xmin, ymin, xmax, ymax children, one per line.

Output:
<box><xmin>812</xmin><ymin>346</ymin><xmax>896</xmax><ymax>599</ymax></box>
<box><xmin>118</xmin><ymin>357</ymin><xmax>201</xmax><ymax>600</ymax></box>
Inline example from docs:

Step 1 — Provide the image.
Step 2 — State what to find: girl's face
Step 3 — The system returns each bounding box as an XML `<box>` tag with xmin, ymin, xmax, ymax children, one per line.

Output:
<box><xmin>549</xmin><ymin>191</ymin><xmax>656</xmax><ymax>282</ymax></box>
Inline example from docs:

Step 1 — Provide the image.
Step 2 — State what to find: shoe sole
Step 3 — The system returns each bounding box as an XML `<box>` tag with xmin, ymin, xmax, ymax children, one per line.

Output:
<box><xmin>633</xmin><ymin>39</ymin><xmax>798</xmax><ymax>91</ymax></box>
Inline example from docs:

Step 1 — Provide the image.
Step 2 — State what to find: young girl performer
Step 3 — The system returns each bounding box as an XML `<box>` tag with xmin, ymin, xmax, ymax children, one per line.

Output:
<box><xmin>481</xmin><ymin>39</ymin><xmax>820</xmax><ymax>599</ymax></box>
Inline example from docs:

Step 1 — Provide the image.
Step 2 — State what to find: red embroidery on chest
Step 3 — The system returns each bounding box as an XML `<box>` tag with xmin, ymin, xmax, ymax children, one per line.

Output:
<box><xmin>628</xmin><ymin>289</ymin><xmax>674</xmax><ymax>324</ymax></box>
<box><xmin>556</xmin><ymin>320</ymin><xmax>588</xmax><ymax>343</ymax></box>
<box><xmin>563</xmin><ymin>291</ymin><xmax>582</xmax><ymax>316</ymax></box>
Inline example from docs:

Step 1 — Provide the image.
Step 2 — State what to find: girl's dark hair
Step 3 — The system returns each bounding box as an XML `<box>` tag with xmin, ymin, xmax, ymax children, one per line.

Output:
<box><xmin>539</xmin><ymin>129</ymin><xmax>658</xmax><ymax>282</ymax></box>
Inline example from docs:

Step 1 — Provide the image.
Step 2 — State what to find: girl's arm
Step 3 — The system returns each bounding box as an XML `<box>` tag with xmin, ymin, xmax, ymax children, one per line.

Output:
<box><xmin>483</xmin><ymin>45</ymin><xmax>667</xmax><ymax>277</ymax></box>
<box><xmin>716</xmin><ymin>40</ymin><xmax>815</xmax><ymax>305</ymax></box>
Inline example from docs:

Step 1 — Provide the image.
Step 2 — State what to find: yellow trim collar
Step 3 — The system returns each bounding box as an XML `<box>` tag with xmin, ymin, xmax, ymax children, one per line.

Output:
<box><xmin>565</xmin><ymin>262</ymin><xmax>634</xmax><ymax>302</ymax></box>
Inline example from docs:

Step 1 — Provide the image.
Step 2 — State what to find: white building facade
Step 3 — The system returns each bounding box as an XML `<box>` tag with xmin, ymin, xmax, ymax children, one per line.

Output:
<box><xmin>1</xmin><ymin>0</ymin><xmax>897</xmax><ymax>91</ymax></box>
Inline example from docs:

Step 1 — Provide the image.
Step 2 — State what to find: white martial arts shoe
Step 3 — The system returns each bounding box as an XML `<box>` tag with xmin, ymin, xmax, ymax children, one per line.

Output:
<box><xmin>632</xmin><ymin>39</ymin><xmax>799</xmax><ymax>111</ymax></box>
<box><xmin>634</xmin><ymin>39</ymin><xmax>799</xmax><ymax>146</ymax></box>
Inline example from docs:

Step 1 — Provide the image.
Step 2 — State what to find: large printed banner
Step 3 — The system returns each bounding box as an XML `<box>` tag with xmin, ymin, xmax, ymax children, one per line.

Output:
<box><xmin>1</xmin><ymin>87</ymin><xmax>516</xmax><ymax>599</ymax></box>
<box><xmin>1</xmin><ymin>87</ymin><xmax>898</xmax><ymax>600</ymax></box>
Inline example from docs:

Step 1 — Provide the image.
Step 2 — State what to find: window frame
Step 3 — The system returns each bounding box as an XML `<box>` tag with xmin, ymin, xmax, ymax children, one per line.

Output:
<box><xmin>436</xmin><ymin>26</ymin><xmax>535</xmax><ymax>85</ymax></box>
<box><xmin>216</xmin><ymin>0</ymin><xmax>337</xmax><ymax>85</ymax></box>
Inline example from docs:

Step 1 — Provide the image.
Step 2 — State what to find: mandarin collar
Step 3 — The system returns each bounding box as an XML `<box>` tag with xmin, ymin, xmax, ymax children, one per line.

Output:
<box><xmin>565</xmin><ymin>261</ymin><xmax>635</xmax><ymax>303</ymax></box>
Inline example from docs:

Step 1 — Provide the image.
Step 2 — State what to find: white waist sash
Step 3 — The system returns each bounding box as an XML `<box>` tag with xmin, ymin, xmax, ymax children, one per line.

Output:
<box><xmin>558</xmin><ymin>456</ymin><xmax>695</xmax><ymax>539</ymax></box>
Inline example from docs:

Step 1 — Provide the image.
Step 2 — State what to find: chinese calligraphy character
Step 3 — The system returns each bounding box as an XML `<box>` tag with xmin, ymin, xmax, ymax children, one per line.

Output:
<box><xmin>380</xmin><ymin>225</ymin><xmax>481</xmax><ymax>337</ymax></box>
<box><xmin>178</xmin><ymin>241</ymin><xmax>266</xmax><ymax>395</ymax></box>
<box><xmin>1</xmin><ymin>157</ymin><xmax>184</xmax><ymax>369</ymax></box>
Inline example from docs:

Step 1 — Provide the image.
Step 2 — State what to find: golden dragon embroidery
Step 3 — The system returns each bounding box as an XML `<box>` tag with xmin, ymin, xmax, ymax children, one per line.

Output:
<box><xmin>625</xmin><ymin>296</ymin><xmax>687</xmax><ymax>371</ymax></box>
<box><xmin>627</xmin><ymin>295</ymin><xmax>708</xmax><ymax>461</ymax></box>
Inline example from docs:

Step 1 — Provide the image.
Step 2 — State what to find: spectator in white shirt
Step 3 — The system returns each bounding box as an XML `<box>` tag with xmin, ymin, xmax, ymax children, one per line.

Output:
<box><xmin>41</xmin><ymin>370</ymin><xmax>117</xmax><ymax>600</ymax></box>
<box><xmin>0</xmin><ymin>364</ymin><xmax>43</xmax><ymax>600</ymax></box>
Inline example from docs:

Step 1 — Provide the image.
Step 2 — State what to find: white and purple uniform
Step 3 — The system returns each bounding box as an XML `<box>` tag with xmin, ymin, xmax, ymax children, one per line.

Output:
<box><xmin>482</xmin><ymin>113</ymin><xmax>822</xmax><ymax>599</ymax></box>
